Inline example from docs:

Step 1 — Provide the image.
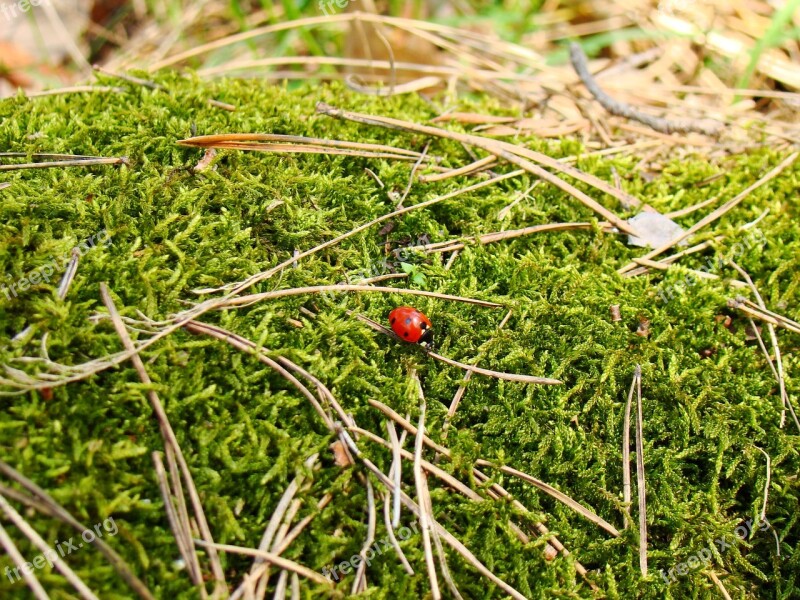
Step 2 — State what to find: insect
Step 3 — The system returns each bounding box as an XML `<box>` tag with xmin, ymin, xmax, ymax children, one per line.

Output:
<box><xmin>389</xmin><ymin>306</ymin><xmax>434</xmax><ymax>347</ymax></box>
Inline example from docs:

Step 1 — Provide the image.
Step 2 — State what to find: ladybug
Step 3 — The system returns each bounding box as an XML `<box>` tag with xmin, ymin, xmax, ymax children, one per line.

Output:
<box><xmin>389</xmin><ymin>306</ymin><xmax>434</xmax><ymax>347</ymax></box>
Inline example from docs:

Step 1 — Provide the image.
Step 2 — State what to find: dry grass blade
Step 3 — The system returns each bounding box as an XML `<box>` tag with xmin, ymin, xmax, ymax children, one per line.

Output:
<box><xmin>0</xmin><ymin>492</ymin><xmax>98</xmax><ymax>600</ymax></box>
<box><xmin>618</xmin><ymin>152</ymin><xmax>799</xmax><ymax>274</ymax></box>
<box><xmin>100</xmin><ymin>285</ymin><xmax>226</xmax><ymax>591</ymax></box>
<box><xmin>351</xmin><ymin>478</ymin><xmax>376</xmax><ymax>594</ymax></box>
<box><xmin>476</xmin><ymin>462</ymin><xmax>620</xmax><ymax>537</ymax></box>
<box><xmin>152</xmin><ymin>452</ymin><xmax>205</xmax><ymax>591</ymax></box>
<box><xmin>622</xmin><ymin>370</ymin><xmax>635</xmax><ymax>523</ymax></box>
<box><xmin>387</xmin><ymin>421</ymin><xmax>403</xmax><ymax>528</ymax></box>
<box><xmin>273</xmin><ymin>494</ymin><xmax>332</xmax><ymax>556</ymax></box>
<box><xmin>273</xmin><ymin>571</ymin><xmax>288</xmax><ymax>600</ymax></box>
<box><xmin>251</xmin><ymin>454</ymin><xmax>318</xmax><ymax>599</ymax></box>
<box><xmin>633</xmin><ymin>365</ymin><xmax>648</xmax><ymax>577</ymax></box>
<box><xmin>361</xmin><ymin>403</ymin><xmax>595</xmax><ymax>586</ymax></box>
<box><xmin>0</xmin><ymin>522</ymin><xmax>50</xmax><ymax>600</ymax></box>
<box><xmin>274</xmin><ymin>357</ymin><xmax>352</xmax><ymax>427</ymax></box>
<box><xmin>177</xmin><ymin>133</ymin><xmax>437</xmax><ymax>162</ymax></box>
<box><xmin>727</xmin><ymin>265</ymin><xmax>800</xmax><ymax>433</ymax></box>
<box><xmin>368</xmin><ymin>399</ymin><xmax>451</xmax><ymax>457</ymax></box>
<box><xmin>442</xmin><ymin>310</ymin><xmax>513</xmax><ymax>440</ymax></box>
<box><xmin>411</xmin><ymin>373</ymin><xmax>441</xmax><ymax>599</ymax></box>
<box><xmin>427</xmin><ymin>349</ymin><xmax>562</xmax><ymax>385</ymax></box>
<box><xmin>624</xmin><ymin>237</ymin><xmax>723</xmax><ymax>278</ymax></box>
<box><xmin>354</xmin><ymin>314</ymin><xmax>560</xmax><ymax>384</ymax></box>
<box><xmin>352</xmin><ymin>426</ymin><xmax>480</xmax><ymax>500</ymax></box>
<box><xmin>707</xmin><ymin>571</ymin><xmax>733</xmax><ymax>600</ymax></box>
<box><xmin>470</xmin><ymin>470</ymin><xmax>596</xmax><ymax>588</ymax></box>
<box><xmin>218</xmin><ymin>284</ymin><xmax>502</xmax><ymax>309</ymax></box>
<box><xmin>418</xmin><ymin>155</ymin><xmax>497</xmax><ymax>183</ymax></box>
<box><xmin>382</xmin><ymin>491</ymin><xmax>414</xmax><ymax>574</ymax></box>
<box><xmin>339</xmin><ymin>429</ymin><xmax>528</xmax><ymax>600</ymax></box>
<box><xmin>57</xmin><ymin>249</ymin><xmax>81</xmax><ymax>300</ymax></box>
<box><xmin>0</xmin><ymin>460</ymin><xmax>153</xmax><ymax>599</ymax></box>
<box><xmin>0</xmin><ymin>157</ymin><xmax>127</xmax><ymax>171</ymax></box>
<box><xmin>192</xmin><ymin>540</ymin><xmax>334</xmax><ymax>588</ymax></box>
<box><xmin>755</xmin><ymin>447</ymin><xmax>771</xmax><ymax>524</ymax></box>
<box><xmin>94</xmin><ymin>65</ymin><xmax>164</xmax><ymax>89</ymax></box>
<box><xmin>316</xmin><ymin>102</ymin><xmax>641</xmax><ymax>236</ymax></box>
<box><xmin>24</xmin><ymin>86</ymin><xmax>126</xmax><ymax>97</ymax></box>
<box><xmin>417</xmin><ymin>223</ymin><xmax>598</xmax><ymax>254</ymax></box>
<box><xmin>368</xmin><ymin>398</ymin><xmax>617</xmax><ymax>536</ymax></box>
<box><xmin>728</xmin><ymin>297</ymin><xmax>800</xmax><ymax>335</ymax></box>
<box><xmin>184</xmin><ymin>320</ymin><xmax>335</xmax><ymax>430</ymax></box>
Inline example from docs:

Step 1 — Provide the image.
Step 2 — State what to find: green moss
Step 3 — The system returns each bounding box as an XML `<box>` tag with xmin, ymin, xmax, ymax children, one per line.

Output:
<box><xmin>0</xmin><ymin>75</ymin><xmax>798</xmax><ymax>598</ymax></box>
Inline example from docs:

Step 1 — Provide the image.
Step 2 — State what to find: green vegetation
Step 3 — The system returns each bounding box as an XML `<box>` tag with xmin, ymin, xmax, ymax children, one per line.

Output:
<box><xmin>0</xmin><ymin>75</ymin><xmax>798</xmax><ymax>598</ymax></box>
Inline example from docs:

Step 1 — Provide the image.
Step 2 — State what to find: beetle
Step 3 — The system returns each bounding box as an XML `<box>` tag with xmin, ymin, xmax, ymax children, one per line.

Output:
<box><xmin>388</xmin><ymin>306</ymin><xmax>434</xmax><ymax>347</ymax></box>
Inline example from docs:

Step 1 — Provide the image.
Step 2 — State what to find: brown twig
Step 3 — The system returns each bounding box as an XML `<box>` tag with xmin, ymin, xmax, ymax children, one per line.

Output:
<box><xmin>570</xmin><ymin>43</ymin><xmax>721</xmax><ymax>136</ymax></box>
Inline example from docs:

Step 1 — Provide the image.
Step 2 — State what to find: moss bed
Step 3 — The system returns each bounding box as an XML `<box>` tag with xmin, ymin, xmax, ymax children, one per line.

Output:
<box><xmin>0</xmin><ymin>75</ymin><xmax>798</xmax><ymax>599</ymax></box>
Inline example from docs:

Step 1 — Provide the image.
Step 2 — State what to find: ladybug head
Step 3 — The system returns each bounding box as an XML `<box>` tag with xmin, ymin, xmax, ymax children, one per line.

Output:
<box><xmin>418</xmin><ymin>327</ymin><xmax>434</xmax><ymax>349</ymax></box>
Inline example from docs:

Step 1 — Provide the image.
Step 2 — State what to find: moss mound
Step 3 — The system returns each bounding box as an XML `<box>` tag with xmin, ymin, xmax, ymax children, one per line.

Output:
<box><xmin>0</xmin><ymin>75</ymin><xmax>798</xmax><ymax>598</ymax></box>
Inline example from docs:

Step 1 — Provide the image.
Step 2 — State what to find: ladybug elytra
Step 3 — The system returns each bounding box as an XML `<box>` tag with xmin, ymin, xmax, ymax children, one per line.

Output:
<box><xmin>389</xmin><ymin>306</ymin><xmax>434</xmax><ymax>347</ymax></box>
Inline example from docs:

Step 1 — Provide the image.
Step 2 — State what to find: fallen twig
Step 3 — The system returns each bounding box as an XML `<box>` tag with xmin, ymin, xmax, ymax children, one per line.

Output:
<box><xmin>570</xmin><ymin>43</ymin><xmax>721</xmax><ymax>136</ymax></box>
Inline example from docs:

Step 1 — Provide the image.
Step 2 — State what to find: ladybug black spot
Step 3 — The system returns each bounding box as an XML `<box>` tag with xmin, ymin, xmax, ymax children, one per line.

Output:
<box><xmin>403</xmin><ymin>332</ymin><xmax>409</xmax><ymax>337</ymax></box>
<box><xmin>420</xmin><ymin>322</ymin><xmax>427</xmax><ymax>329</ymax></box>
<box><xmin>390</xmin><ymin>317</ymin><xmax>396</xmax><ymax>324</ymax></box>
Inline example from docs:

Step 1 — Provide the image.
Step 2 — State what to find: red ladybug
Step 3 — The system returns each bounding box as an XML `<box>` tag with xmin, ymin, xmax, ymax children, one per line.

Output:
<box><xmin>389</xmin><ymin>306</ymin><xmax>434</xmax><ymax>347</ymax></box>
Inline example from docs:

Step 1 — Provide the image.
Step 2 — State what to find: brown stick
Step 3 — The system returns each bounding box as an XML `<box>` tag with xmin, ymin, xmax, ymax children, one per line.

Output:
<box><xmin>570</xmin><ymin>43</ymin><xmax>721</xmax><ymax>136</ymax></box>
